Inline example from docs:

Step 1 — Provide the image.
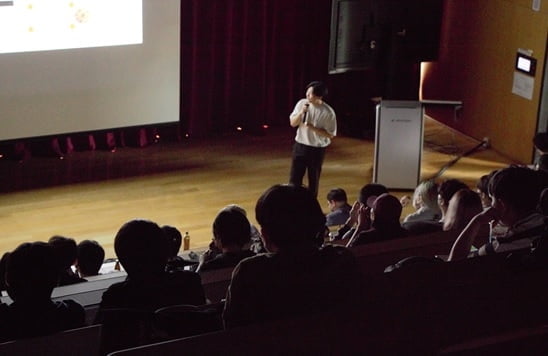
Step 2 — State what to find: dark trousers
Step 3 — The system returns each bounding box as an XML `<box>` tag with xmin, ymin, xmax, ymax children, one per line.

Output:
<box><xmin>289</xmin><ymin>142</ymin><xmax>326</xmax><ymax>197</ymax></box>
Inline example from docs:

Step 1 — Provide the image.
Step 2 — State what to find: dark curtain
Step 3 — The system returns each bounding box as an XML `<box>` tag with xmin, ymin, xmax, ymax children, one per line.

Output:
<box><xmin>180</xmin><ymin>0</ymin><xmax>333</xmax><ymax>137</ymax></box>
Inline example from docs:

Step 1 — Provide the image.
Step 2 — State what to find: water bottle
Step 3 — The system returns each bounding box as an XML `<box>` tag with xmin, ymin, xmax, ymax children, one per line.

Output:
<box><xmin>183</xmin><ymin>231</ymin><xmax>190</xmax><ymax>250</ymax></box>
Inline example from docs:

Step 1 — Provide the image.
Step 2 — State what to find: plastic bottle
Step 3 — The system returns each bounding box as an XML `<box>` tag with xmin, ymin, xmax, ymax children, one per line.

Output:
<box><xmin>183</xmin><ymin>231</ymin><xmax>190</xmax><ymax>250</ymax></box>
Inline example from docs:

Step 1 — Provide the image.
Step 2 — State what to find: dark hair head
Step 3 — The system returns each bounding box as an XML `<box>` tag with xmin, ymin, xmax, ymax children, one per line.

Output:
<box><xmin>6</xmin><ymin>242</ymin><xmax>59</xmax><ymax>302</ymax></box>
<box><xmin>306</xmin><ymin>81</ymin><xmax>328</xmax><ymax>98</ymax></box>
<box><xmin>533</xmin><ymin>132</ymin><xmax>548</xmax><ymax>152</ymax></box>
<box><xmin>327</xmin><ymin>188</ymin><xmax>348</xmax><ymax>203</ymax></box>
<box><xmin>48</xmin><ymin>235</ymin><xmax>78</xmax><ymax>270</ymax></box>
<box><xmin>438</xmin><ymin>179</ymin><xmax>468</xmax><ymax>207</ymax></box>
<box><xmin>76</xmin><ymin>240</ymin><xmax>105</xmax><ymax>277</ymax></box>
<box><xmin>372</xmin><ymin>193</ymin><xmax>402</xmax><ymax>225</ymax></box>
<box><xmin>114</xmin><ymin>219</ymin><xmax>168</xmax><ymax>276</ymax></box>
<box><xmin>162</xmin><ymin>225</ymin><xmax>182</xmax><ymax>257</ymax></box>
<box><xmin>256</xmin><ymin>184</ymin><xmax>325</xmax><ymax>250</ymax></box>
<box><xmin>488</xmin><ymin>166</ymin><xmax>546</xmax><ymax>214</ymax></box>
<box><xmin>213</xmin><ymin>208</ymin><xmax>251</xmax><ymax>248</ymax></box>
<box><xmin>358</xmin><ymin>184</ymin><xmax>388</xmax><ymax>205</ymax></box>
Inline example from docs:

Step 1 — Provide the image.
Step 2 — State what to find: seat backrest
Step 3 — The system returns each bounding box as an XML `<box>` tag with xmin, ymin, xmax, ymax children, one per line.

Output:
<box><xmin>98</xmin><ymin>308</ymin><xmax>155</xmax><ymax>356</ymax></box>
<box><xmin>0</xmin><ymin>324</ymin><xmax>102</xmax><ymax>356</ymax></box>
<box><xmin>153</xmin><ymin>302</ymin><xmax>224</xmax><ymax>340</ymax></box>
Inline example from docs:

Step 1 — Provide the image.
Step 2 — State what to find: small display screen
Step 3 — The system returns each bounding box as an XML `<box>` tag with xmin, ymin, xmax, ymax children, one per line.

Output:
<box><xmin>515</xmin><ymin>53</ymin><xmax>536</xmax><ymax>76</ymax></box>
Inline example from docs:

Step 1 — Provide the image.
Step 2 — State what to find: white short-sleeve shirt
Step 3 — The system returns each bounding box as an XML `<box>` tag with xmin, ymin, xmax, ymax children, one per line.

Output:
<box><xmin>290</xmin><ymin>99</ymin><xmax>337</xmax><ymax>148</ymax></box>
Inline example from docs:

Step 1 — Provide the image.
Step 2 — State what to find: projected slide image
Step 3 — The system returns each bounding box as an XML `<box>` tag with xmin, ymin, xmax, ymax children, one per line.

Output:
<box><xmin>0</xmin><ymin>0</ymin><xmax>142</xmax><ymax>54</ymax></box>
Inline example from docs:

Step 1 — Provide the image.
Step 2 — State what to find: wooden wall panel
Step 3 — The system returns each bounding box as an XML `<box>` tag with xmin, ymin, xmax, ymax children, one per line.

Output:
<box><xmin>422</xmin><ymin>0</ymin><xmax>548</xmax><ymax>163</ymax></box>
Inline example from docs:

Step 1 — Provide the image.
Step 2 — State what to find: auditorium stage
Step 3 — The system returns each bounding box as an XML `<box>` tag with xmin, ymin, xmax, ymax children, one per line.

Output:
<box><xmin>0</xmin><ymin>118</ymin><xmax>514</xmax><ymax>259</ymax></box>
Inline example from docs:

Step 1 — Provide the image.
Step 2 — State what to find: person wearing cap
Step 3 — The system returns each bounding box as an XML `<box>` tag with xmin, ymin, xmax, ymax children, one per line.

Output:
<box><xmin>346</xmin><ymin>193</ymin><xmax>408</xmax><ymax>248</ymax></box>
<box><xmin>289</xmin><ymin>81</ymin><xmax>337</xmax><ymax>197</ymax></box>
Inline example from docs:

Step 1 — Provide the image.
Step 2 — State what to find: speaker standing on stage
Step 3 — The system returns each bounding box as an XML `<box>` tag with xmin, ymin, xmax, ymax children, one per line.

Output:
<box><xmin>289</xmin><ymin>81</ymin><xmax>337</xmax><ymax>197</ymax></box>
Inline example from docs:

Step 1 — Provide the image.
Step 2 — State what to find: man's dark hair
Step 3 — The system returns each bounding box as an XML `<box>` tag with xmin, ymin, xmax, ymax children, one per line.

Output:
<box><xmin>213</xmin><ymin>208</ymin><xmax>251</xmax><ymax>248</ymax></box>
<box><xmin>256</xmin><ymin>184</ymin><xmax>325</xmax><ymax>250</ymax></box>
<box><xmin>438</xmin><ymin>179</ymin><xmax>468</xmax><ymax>205</ymax></box>
<box><xmin>6</xmin><ymin>242</ymin><xmax>59</xmax><ymax>302</ymax></box>
<box><xmin>77</xmin><ymin>240</ymin><xmax>105</xmax><ymax>277</ymax></box>
<box><xmin>476</xmin><ymin>170</ymin><xmax>498</xmax><ymax>195</ymax></box>
<box><xmin>358</xmin><ymin>184</ymin><xmax>388</xmax><ymax>205</ymax></box>
<box><xmin>48</xmin><ymin>235</ymin><xmax>78</xmax><ymax>270</ymax></box>
<box><xmin>114</xmin><ymin>219</ymin><xmax>169</xmax><ymax>276</ymax></box>
<box><xmin>488</xmin><ymin>166</ymin><xmax>545</xmax><ymax>214</ymax></box>
<box><xmin>533</xmin><ymin>132</ymin><xmax>548</xmax><ymax>152</ymax></box>
<box><xmin>306</xmin><ymin>81</ymin><xmax>328</xmax><ymax>98</ymax></box>
<box><xmin>327</xmin><ymin>188</ymin><xmax>348</xmax><ymax>203</ymax></box>
<box><xmin>162</xmin><ymin>225</ymin><xmax>182</xmax><ymax>258</ymax></box>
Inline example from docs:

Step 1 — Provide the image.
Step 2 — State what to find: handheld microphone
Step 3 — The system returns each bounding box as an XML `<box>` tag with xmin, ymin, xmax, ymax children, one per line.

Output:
<box><xmin>302</xmin><ymin>103</ymin><xmax>309</xmax><ymax>124</ymax></box>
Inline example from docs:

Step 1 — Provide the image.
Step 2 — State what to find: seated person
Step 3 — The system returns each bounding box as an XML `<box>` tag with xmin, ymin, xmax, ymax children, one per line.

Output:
<box><xmin>533</xmin><ymin>132</ymin><xmax>548</xmax><ymax>172</ymax></box>
<box><xmin>196</xmin><ymin>207</ymin><xmax>255</xmax><ymax>273</ymax></box>
<box><xmin>162</xmin><ymin>225</ymin><xmax>198</xmax><ymax>272</ymax></box>
<box><xmin>223</xmin><ymin>184</ymin><xmax>362</xmax><ymax>328</ymax></box>
<box><xmin>0</xmin><ymin>242</ymin><xmax>85</xmax><ymax>342</ymax></box>
<box><xmin>346</xmin><ymin>193</ymin><xmax>408</xmax><ymax>247</ymax></box>
<box><xmin>448</xmin><ymin>166</ymin><xmax>548</xmax><ymax>261</ymax></box>
<box><xmin>402</xmin><ymin>180</ymin><xmax>441</xmax><ymax>224</ymax></box>
<box><xmin>442</xmin><ymin>189</ymin><xmax>486</xmax><ymax>237</ymax></box>
<box><xmin>48</xmin><ymin>235</ymin><xmax>87</xmax><ymax>286</ymax></box>
<box><xmin>76</xmin><ymin>240</ymin><xmax>105</xmax><ymax>278</ymax></box>
<box><xmin>95</xmin><ymin>219</ymin><xmax>205</xmax><ymax>323</ymax></box>
<box><xmin>403</xmin><ymin>179</ymin><xmax>468</xmax><ymax>235</ymax></box>
<box><xmin>0</xmin><ymin>252</ymin><xmax>9</xmax><ymax>292</ymax></box>
<box><xmin>334</xmin><ymin>183</ymin><xmax>388</xmax><ymax>240</ymax></box>
<box><xmin>325</xmin><ymin>188</ymin><xmax>352</xmax><ymax>227</ymax></box>
<box><xmin>476</xmin><ymin>171</ymin><xmax>498</xmax><ymax>209</ymax></box>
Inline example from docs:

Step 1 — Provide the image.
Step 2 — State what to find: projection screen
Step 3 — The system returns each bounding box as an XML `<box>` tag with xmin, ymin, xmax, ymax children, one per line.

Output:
<box><xmin>0</xmin><ymin>0</ymin><xmax>180</xmax><ymax>141</ymax></box>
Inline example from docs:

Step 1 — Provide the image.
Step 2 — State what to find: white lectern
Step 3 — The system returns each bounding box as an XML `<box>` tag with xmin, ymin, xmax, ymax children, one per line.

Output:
<box><xmin>373</xmin><ymin>100</ymin><xmax>463</xmax><ymax>190</ymax></box>
<box><xmin>373</xmin><ymin>101</ymin><xmax>423</xmax><ymax>190</ymax></box>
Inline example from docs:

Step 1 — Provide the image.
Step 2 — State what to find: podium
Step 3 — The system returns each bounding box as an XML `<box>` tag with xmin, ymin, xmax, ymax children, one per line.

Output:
<box><xmin>373</xmin><ymin>100</ymin><xmax>462</xmax><ymax>190</ymax></box>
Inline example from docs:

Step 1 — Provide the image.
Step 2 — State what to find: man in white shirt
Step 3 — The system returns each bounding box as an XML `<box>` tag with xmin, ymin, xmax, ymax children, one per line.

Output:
<box><xmin>289</xmin><ymin>81</ymin><xmax>337</xmax><ymax>197</ymax></box>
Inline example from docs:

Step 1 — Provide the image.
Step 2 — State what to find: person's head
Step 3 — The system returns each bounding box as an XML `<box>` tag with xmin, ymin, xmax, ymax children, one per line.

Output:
<box><xmin>326</xmin><ymin>188</ymin><xmax>348</xmax><ymax>212</ymax></box>
<box><xmin>256</xmin><ymin>184</ymin><xmax>325</xmax><ymax>252</ymax></box>
<box><xmin>212</xmin><ymin>208</ymin><xmax>251</xmax><ymax>250</ymax></box>
<box><xmin>114</xmin><ymin>219</ymin><xmax>169</xmax><ymax>277</ymax></box>
<box><xmin>162</xmin><ymin>225</ymin><xmax>182</xmax><ymax>258</ymax></box>
<box><xmin>443</xmin><ymin>189</ymin><xmax>483</xmax><ymax>232</ymax></box>
<box><xmin>412</xmin><ymin>180</ymin><xmax>440</xmax><ymax>212</ymax></box>
<box><xmin>488</xmin><ymin>166</ymin><xmax>546</xmax><ymax>225</ymax></box>
<box><xmin>358</xmin><ymin>183</ymin><xmax>388</xmax><ymax>206</ymax></box>
<box><xmin>437</xmin><ymin>179</ymin><xmax>469</xmax><ymax>217</ymax></box>
<box><xmin>0</xmin><ymin>252</ymin><xmax>10</xmax><ymax>291</ymax></box>
<box><xmin>533</xmin><ymin>132</ymin><xmax>548</xmax><ymax>153</ymax></box>
<box><xmin>370</xmin><ymin>193</ymin><xmax>403</xmax><ymax>227</ymax></box>
<box><xmin>305</xmin><ymin>81</ymin><xmax>328</xmax><ymax>104</ymax></box>
<box><xmin>476</xmin><ymin>171</ymin><xmax>498</xmax><ymax>209</ymax></box>
<box><xmin>5</xmin><ymin>242</ymin><xmax>59</xmax><ymax>302</ymax></box>
<box><xmin>48</xmin><ymin>235</ymin><xmax>78</xmax><ymax>271</ymax></box>
<box><xmin>76</xmin><ymin>240</ymin><xmax>105</xmax><ymax>277</ymax></box>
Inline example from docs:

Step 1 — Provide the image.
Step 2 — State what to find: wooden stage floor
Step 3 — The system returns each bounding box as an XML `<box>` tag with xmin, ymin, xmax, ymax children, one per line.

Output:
<box><xmin>0</xmin><ymin>119</ymin><xmax>515</xmax><ymax>259</ymax></box>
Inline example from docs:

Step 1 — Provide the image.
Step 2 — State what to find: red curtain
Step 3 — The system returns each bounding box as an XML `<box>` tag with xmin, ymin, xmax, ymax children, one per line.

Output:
<box><xmin>180</xmin><ymin>0</ymin><xmax>333</xmax><ymax>137</ymax></box>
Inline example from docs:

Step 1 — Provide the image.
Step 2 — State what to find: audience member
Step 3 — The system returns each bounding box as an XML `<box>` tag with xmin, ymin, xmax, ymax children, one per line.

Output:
<box><xmin>402</xmin><ymin>180</ymin><xmax>441</xmax><ymax>224</ymax></box>
<box><xmin>0</xmin><ymin>252</ymin><xmax>9</xmax><ymax>292</ymax></box>
<box><xmin>403</xmin><ymin>179</ymin><xmax>468</xmax><ymax>235</ymax></box>
<box><xmin>476</xmin><ymin>171</ymin><xmax>497</xmax><ymax>209</ymax></box>
<box><xmin>95</xmin><ymin>219</ymin><xmax>205</xmax><ymax>323</ymax></box>
<box><xmin>76</xmin><ymin>240</ymin><xmax>105</xmax><ymax>278</ymax></box>
<box><xmin>0</xmin><ymin>242</ymin><xmax>85</xmax><ymax>342</ymax></box>
<box><xmin>325</xmin><ymin>188</ymin><xmax>352</xmax><ymax>227</ymax></box>
<box><xmin>48</xmin><ymin>235</ymin><xmax>87</xmax><ymax>286</ymax></box>
<box><xmin>442</xmin><ymin>189</ymin><xmax>486</xmax><ymax>237</ymax></box>
<box><xmin>223</xmin><ymin>184</ymin><xmax>362</xmax><ymax>328</ymax></box>
<box><xmin>334</xmin><ymin>183</ymin><xmax>388</xmax><ymax>240</ymax></box>
<box><xmin>225</xmin><ymin>204</ymin><xmax>264</xmax><ymax>254</ymax></box>
<box><xmin>162</xmin><ymin>225</ymin><xmax>197</xmax><ymax>272</ymax></box>
<box><xmin>448</xmin><ymin>166</ymin><xmax>548</xmax><ymax>260</ymax></box>
<box><xmin>533</xmin><ymin>132</ymin><xmax>548</xmax><ymax>172</ymax></box>
<box><xmin>346</xmin><ymin>193</ymin><xmax>408</xmax><ymax>247</ymax></box>
<box><xmin>197</xmin><ymin>207</ymin><xmax>255</xmax><ymax>273</ymax></box>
